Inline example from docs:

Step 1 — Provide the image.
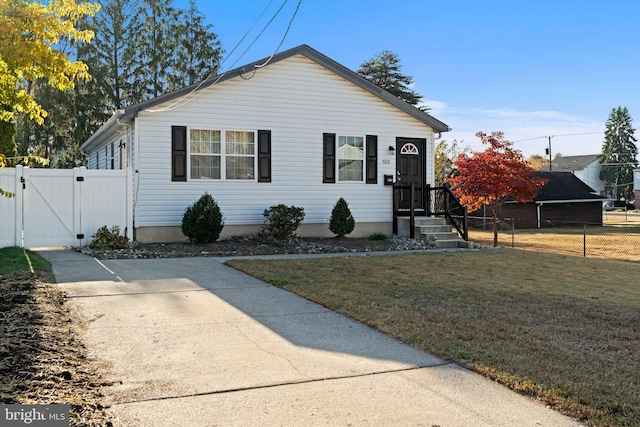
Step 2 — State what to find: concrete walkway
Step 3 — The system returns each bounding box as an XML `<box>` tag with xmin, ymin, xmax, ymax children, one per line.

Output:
<box><xmin>38</xmin><ymin>249</ymin><xmax>582</xmax><ymax>427</ymax></box>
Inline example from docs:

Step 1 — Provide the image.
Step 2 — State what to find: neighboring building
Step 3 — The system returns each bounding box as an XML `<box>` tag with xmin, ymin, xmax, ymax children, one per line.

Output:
<box><xmin>500</xmin><ymin>171</ymin><xmax>604</xmax><ymax>228</ymax></box>
<box><xmin>81</xmin><ymin>44</ymin><xmax>450</xmax><ymax>243</ymax></box>
<box><xmin>538</xmin><ymin>154</ymin><xmax>605</xmax><ymax>196</ymax></box>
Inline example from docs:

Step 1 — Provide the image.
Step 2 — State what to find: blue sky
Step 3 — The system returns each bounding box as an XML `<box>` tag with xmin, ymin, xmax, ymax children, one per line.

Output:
<box><xmin>174</xmin><ymin>0</ymin><xmax>640</xmax><ymax>158</ymax></box>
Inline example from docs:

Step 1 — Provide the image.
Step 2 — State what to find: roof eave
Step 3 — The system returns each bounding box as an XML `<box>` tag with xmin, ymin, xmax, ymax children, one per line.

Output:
<box><xmin>81</xmin><ymin>110</ymin><xmax>128</xmax><ymax>152</ymax></box>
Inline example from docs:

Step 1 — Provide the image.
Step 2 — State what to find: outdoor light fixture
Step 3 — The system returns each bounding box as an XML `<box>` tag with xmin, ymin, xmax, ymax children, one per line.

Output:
<box><xmin>388</xmin><ymin>145</ymin><xmax>395</xmax><ymax>152</ymax></box>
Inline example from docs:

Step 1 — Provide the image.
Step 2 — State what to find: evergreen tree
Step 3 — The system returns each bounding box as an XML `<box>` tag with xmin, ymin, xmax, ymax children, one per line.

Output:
<box><xmin>14</xmin><ymin>0</ymin><xmax>223</xmax><ymax>167</ymax></box>
<box><xmin>83</xmin><ymin>0</ymin><xmax>141</xmax><ymax>109</ymax></box>
<box><xmin>134</xmin><ymin>0</ymin><xmax>180</xmax><ymax>100</ymax></box>
<box><xmin>329</xmin><ymin>198</ymin><xmax>355</xmax><ymax>237</ymax></box>
<box><xmin>599</xmin><ymin>106</ymin><xmax>638</xmax><ymax>200</ymax></box>
<box><xmin>169</xmin><ymin>0</ymin><xmax>223</xmax><ymax>90</ymax></box>
<box><xmin>357</xmin><ymin>50</ymin><xmax>424</xmax><ymax>108</ymax></box>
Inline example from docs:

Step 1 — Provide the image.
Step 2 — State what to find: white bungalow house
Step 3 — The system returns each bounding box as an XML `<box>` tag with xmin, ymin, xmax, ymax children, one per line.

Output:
<box><xmin>81</xmin><ymin>44</ymin><xmax>451</xmax><ymax>243</ymax></box>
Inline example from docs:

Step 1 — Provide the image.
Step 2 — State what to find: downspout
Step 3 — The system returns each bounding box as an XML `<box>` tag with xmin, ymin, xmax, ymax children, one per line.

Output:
<box><xmin>536</xmin><ymin>202</ymin><xmax>544</xmax><ymax>228</ymax></box>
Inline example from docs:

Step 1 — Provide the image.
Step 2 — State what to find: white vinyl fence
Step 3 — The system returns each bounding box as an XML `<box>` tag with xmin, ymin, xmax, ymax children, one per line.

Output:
<box><xmin>1</xmin><ymin>166</ymin><xmax>132</xmax><ymax>249</ymax></box>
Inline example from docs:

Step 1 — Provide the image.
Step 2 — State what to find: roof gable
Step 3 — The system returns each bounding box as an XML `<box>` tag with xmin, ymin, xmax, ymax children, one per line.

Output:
<box><xmin>126</xmin><ymin>44</ymin><xmax>450</xmax><ymax>132</ymax></box>
<box><xmin>538</xmin><ymin>154</ymin><xmax>602</xmax><ymax>172</ymax></box>
<box><xmin>82</xmin><ymin>45</ymin><xmax>449</xmax><ymax>152</ymax></box>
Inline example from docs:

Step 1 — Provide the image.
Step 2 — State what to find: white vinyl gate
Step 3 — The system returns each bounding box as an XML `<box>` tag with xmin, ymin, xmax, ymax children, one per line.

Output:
<box><xmin>0</xmin><ymin>165</ymin><xmax>132</xmax><ymax>249</ymax></box>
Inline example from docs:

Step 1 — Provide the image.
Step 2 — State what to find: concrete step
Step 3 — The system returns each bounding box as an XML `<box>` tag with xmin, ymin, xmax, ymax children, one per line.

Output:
<box><xmin>433</xmin><ymin>239</ymin><xmax>463</xmax><ymax>248</ymax></box>
<box><xmin>397</xmin><ymin>216</ymin><xmax>471</xmax><ymax>249</ymax></box>
<box><xmin>419</xmin><ymin>231</ymin><xmax>459</xmax><ymax>241</ymax></box>
<box><xmin>414</xmin><ymin>217</ymin><xmax>448</xmax><ymax>226</ymax></box>
<box><xmin>415</xmin><ymin>224</ymin><xmax>453</xmax><ymax>233</ymax></box>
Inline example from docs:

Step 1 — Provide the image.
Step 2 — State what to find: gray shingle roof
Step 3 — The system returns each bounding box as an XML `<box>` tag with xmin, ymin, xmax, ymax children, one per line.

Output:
<box><xmin>538</xmin><ymin>154</ymin><xmax>602</xmax><ymax>172</ymax></box>
<box><xmin>533</xmin><ymin>171</ymin><xmax>604</xmax><ymax>201</ymax></box>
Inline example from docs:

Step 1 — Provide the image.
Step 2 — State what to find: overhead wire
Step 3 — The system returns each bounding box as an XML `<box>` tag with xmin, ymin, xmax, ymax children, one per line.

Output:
<box><xmin>147</xmin><ymin>0</ymin><xmax>277</xmax><ymax>112</ymax></box>
<box><xmin>513</xmin><ymin>131</ymin><xmax>602</xmax><ymax>143</ymax></box>
<box><xmin>148</xmin><ymin>0</ymin><xmax>300</xmax><ymax>113</ymax></box>
<box><xmin>240</xmin><ymin>0</ymin><xmax>302</xmax><ymax>79</ymax></box>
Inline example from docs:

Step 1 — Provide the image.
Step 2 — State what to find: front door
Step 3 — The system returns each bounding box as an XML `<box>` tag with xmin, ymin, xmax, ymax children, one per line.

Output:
<box><xmin>396</xmin><ymin>138</ymin><xmax>426</xmax><ymax>211</ymax></box>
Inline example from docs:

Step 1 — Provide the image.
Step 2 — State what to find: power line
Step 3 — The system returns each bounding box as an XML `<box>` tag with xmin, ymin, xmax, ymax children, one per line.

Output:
<box><xmin>512</xmin><ymin>131</ymin><xmax>602</xmax><ymax>144</ymax></box>
<box><xmin>148</xmin><ymin>0</ymin><xmax>301</xmax><ymax>113</ymax></box>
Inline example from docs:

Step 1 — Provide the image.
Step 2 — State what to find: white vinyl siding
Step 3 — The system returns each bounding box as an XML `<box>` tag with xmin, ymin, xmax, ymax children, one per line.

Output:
<box><xmin>121</xmin><ymin>54</ymin><xmax>437</xmax><ymax>228</ymax></box>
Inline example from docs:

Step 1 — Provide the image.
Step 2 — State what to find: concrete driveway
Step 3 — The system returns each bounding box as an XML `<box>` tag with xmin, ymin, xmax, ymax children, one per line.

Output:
<box><xmin>38</xmin><ymin>249</ymin><xmax>582</xmax><ymax>426</ymax></box>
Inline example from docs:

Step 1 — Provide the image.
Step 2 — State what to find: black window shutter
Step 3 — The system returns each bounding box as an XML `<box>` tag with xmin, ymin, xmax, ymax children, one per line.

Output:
<box><xmin>171</xmin><ymin>126</ymin><xmax>187</xmax><ymax>181</ymax></box>
<box><xmin>323</xmin><ymin>133</ymin><xmax>336</xmax><ymax>183</ymax></box>
<box><xmin>366</xmin><ymin>135</ymin><xmax>377</xmax><ymax>184</ymax></box>
<box><xmin>257</xmin><ymin>130</ymin><xmax>271</xmax><ymax>182</ymax></box>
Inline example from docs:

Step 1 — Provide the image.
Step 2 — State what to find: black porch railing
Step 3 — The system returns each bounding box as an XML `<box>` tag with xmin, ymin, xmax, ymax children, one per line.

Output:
<box><xmin>393</xmin><ymin>183</ymin><xmax>468</xmax><ymax>241</ymax></box>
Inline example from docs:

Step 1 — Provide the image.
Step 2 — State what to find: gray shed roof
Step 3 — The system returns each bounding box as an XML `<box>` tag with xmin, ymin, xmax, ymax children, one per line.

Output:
<box><xmin>82</xmin><ymin>44</ymin><xmax>450</xmax><ymax>152</ymax></box>
<box><xmin>538</xmin><ymin>154</ymin><xmax>602</xmax><ymax>172</ymax></box>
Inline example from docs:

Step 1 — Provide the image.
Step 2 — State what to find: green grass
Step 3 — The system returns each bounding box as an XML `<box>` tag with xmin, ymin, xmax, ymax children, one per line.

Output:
<box><xmin>0</xmin><ymin>247</ymin><xmax>51</xmax><ymax>275</ymax></box>
<box><xmin>228</xmin><ymin>249</ymin><xmax>640</xmax><ymax>426</ymax></box>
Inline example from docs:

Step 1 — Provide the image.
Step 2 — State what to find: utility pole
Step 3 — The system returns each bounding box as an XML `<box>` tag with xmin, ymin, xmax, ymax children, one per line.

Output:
<box><xmin>545</xmin><ymin>136</ymin><xmax>552</xmax><ymax>171</ymax></box>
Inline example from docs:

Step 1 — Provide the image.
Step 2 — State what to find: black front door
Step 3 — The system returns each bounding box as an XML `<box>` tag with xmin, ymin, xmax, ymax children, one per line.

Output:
<box><xmin>396</xmin><ymin>138</ymin><xmax>426</xmax><ymax>211</ymax></box>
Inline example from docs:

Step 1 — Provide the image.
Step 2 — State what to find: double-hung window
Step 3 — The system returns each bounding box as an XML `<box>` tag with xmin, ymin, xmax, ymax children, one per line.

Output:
<box><xmin>188</xmin><ymin>129</ymin><xmax>255</xmax><ymax>180</ymax></box>
<box><xmin>190</xmin><ymin>129</ymin><xmax>222</xmax><ymax>179</ymax></box>
<box><xmin>337</xmin><ymin>136</ymin><xmax>364</xmax><ymax>181</ymax></box>
<box><xmin>323</xmin><ymin>133</ymin><xmax>377</xmax><ymax>184</ymax></box>
<box><xmin>225</xmin><ymin>131</ymin><xmax>255</xmax><ymax>179</ymax></box>
<box><xmin>172</xmin><ymin>126</ymin><xmax>270</xmax><ymax>182</ymax></box>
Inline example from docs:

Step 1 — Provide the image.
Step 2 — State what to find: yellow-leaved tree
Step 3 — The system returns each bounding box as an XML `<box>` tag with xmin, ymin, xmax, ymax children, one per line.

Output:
<box><xmin>0</xmin><ymin>0</ymin><xmax>100</xmax><ymax>196</ymax></box>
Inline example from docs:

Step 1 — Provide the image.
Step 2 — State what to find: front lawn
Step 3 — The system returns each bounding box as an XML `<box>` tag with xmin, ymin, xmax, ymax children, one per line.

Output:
<box><xmin>228</xmin><ymin>249</ymin><xmax>640</xmax><ymax>427</ymax></box>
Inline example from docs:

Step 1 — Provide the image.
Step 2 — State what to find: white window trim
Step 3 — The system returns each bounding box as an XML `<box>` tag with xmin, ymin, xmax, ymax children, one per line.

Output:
<box><xmin>188</xmin><ymin>128</ymin><xmax>257</xmax><ymax>181</ymax></box>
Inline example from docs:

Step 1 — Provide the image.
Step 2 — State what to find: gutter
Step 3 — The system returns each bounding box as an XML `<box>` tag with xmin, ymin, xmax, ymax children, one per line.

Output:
<box><xmin>80</xmin><ymin>109</ymin><xmax>127</xmax><ymax>152</ymax></box>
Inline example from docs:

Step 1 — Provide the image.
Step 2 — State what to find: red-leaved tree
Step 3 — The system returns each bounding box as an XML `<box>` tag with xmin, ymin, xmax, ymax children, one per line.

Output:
<box><xmin>448</xmin><ymin>131</ymin><xmax>547</xmax><ymax>246</ymax></box>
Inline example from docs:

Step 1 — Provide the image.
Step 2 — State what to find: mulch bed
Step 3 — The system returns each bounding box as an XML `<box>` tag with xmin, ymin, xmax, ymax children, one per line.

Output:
<box><xmin>0</xmin><ymin>270</ymin><xmax>112</xmax><ymax>426</ymax></box>
<box><xmin>77</xmin><ymin>234</ymin><xmax>435</xmax><ymax>259</ymax></box>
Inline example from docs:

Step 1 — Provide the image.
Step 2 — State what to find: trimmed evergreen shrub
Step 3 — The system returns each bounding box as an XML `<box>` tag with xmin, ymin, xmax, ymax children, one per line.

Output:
<box><xmin>260</xmin><ymin>204</ymin><xmax>305</xmax><ymax>243</ymax></box>
<box><xmin>329</xmin><ymin>197</ymin><xmax>355</xmax><ymax>237</ymax></box>
<box><xmin>181</xmin><ymin>192</ymin><xmax>225</xmax><ymax>243</ymax></box>
<box><xmin>90</xmin><ymin>225</ymin><xmax>129</xmax><ymax>249</ymax></box>
<box><xmin>368</xmin><ymin>232</ymin><xmax>387</xmax><ymax>241</ymax></box>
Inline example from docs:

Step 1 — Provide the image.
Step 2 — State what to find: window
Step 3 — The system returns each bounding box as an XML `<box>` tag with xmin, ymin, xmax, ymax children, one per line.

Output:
<box><xmin>190</xmin><ymin>129</ymin><xmax>221</xmax><ymax>179</ymax></box>
<box><xmin>323</xmin><ymin>133</ymin><xmax>377</xmax><ymax>184</ymax></box>
<box><xmin>225</xmin><ymin>131</ymin><xmax>254</xmax><ymax>180</ymax></box>
<box><xmin>109</xmin><ymin>142</ymin><xmax>115</xmax><ymax>169</ymax></box>
<box><xmin>188</xmin><ymin>129</ymin><xmax>256</xmax><ymax>180</ymax></box>
<box><xmin>338</xmin><ymin>136</ymin><xmax>364</xmax><ymax>181</ymax></box>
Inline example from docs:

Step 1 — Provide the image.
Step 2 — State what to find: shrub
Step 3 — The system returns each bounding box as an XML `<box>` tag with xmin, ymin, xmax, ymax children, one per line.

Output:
<box><xmin>260</xmin><ymin>204</ymin><xmax>305</xmax><ymax>243</ymax></box>
<box><xmin>329</xmin><ymin>197</ymin><xmax>355</xmax><ymax>237</ymax></box>
<box><xmin>181</xmin><ymin>192</ymin><xmax>225</xmax><ymax>243</ymax></box>
<box><xmin>90</xmin><ymin>225</ymin><xmax>129</xmax><ymax>249</ymax></box>
<box><xmin>368</xmin><ymin>232</ymin><xmax>387</xmax><ymax>241</ymax></box>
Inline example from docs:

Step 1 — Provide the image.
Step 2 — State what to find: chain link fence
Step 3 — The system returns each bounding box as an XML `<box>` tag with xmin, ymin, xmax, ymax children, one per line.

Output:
<box><xmin>468</xmin><ymin>217</ymin><xmax>640</xmax><ymax>262</ymax></box>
